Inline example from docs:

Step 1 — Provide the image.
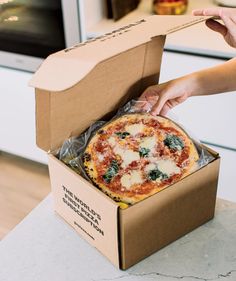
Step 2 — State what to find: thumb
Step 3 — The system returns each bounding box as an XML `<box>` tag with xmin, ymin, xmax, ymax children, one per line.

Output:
<box><xmin>205</xmin><ymin>19</ymin><xmax>227</xmax><ymax>37</ymax></box>
<box><xmin>150</xmin><ymin>94</ymin><xmax>167</xmax><ymax>116</ymax></box>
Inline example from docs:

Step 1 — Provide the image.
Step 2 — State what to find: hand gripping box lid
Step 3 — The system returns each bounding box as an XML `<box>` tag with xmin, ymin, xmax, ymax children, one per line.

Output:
<box><xmin>29</xmin><ymin>15</ymin><xmax>220</xmax><ymax>270</ymax></box>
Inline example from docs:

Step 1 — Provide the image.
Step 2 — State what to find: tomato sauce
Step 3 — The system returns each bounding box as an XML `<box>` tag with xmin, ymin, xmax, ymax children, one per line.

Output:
<box><xmin>88</xmin><ymin>114</ymin><xmax>193</xmax><ymax>201</ymax></box>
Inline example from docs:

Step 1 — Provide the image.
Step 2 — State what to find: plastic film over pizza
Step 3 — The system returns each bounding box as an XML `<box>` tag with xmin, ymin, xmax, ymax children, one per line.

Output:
<box><xmin>58</xmin><ymin>100</ymin><xmax>215</xmax><ymax>206</ymax></box>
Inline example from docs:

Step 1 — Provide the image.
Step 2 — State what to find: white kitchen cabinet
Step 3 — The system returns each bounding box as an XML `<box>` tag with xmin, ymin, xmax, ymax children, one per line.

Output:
<box><xmin>0</xmin><ymin>66</ymin><xmax>47</xmax><ymax>164</ymax></box>
<box><xmin>206</xmin><ymin>144</ymin><xmax>236</xmax><ymax>203</ymax></box>
<box><xmin>159</xmin><ymin>52</ymin><xmax>236</xmax><ymax>203</ymax></box>
<box><xmin>160</xmin><ymin>51</ymin><xmax>236</xmax><ymax>150</ymax></box>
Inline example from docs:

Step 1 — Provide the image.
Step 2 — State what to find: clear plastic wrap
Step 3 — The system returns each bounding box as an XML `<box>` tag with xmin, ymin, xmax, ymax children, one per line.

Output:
<box><xmin>58</xmin><ymin>99</ymin><xmax>215</xmax><ymax>202</ymax></box>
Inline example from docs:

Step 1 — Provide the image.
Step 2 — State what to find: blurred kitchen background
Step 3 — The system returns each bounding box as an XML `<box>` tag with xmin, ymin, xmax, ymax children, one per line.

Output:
<box><xmin>0</xmin><ymin>0</ymin><xmax>236</xmax><ymax>239</ymax></box>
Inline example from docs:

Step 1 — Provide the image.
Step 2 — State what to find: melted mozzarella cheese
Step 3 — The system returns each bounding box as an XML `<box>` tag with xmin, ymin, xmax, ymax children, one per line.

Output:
<box><xmin>121</xmin><ymin>170</ymin><xmax>144</xmax><ymax>189</ymax></box>
<box><xmin>107</xmin><ymin>136</ymin><xmax>116</xmax><ymax>147</ymax></box>
<box><xmin>144</xmin><ymin>163</ymin><xmax>156</xmax><ymax>173</ymax></box>
<box><xmin>122</xmin><ymin>150</ymin><xmax>140</xmax><ymax>168</ymax></box>
<box><xmin>114</xmin><ymin>145</ymin><xmax>140</xmax><ymax>168</ymax></box>
<box><xmin>140</xmin><ymin>136</ymin><xmax>157</xmax><ymax>152</ymax></box>
<box><xmin>97</xmin><ymin>153</ymin><xmax>105</xmax><ymax>162</ymax></box>
<box><xmin>157</xmin><ymin>159</ymin><xmax>181</xmax><ymax>176</ymax></box>
<box><xmin>125</xmin><ymin>123</ymin><xmax>144</xmax><ymax>136</ymax></box>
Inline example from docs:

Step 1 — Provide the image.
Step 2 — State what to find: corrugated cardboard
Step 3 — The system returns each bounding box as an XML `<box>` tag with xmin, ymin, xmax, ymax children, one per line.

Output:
<box><xmin>34</xmin><ymin>35</ymin><xmax>165</xmax><ymax>152</ymax></box>
<box><xmin>30</xmin><ymin>15</ymin><xmax>219</xmax><ymax>269</ymax></box>
<box><xmin>30</xmin><ymin>15</ymin><xmax>211</xmax><ymax>152</ymax></box>
<box><xmin>48</xmin><ymin>155</ymin><xmax>120</xmax><ymax>266</ymax></box>
<box><xmin>119</xmin><ymin>157</ymin><xmax>219</xmax><ymax>268</ymax></box>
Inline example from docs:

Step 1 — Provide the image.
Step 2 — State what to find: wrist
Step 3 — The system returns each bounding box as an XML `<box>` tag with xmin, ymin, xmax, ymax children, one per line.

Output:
<box><xmin>182</xmin><ymin>72</ymin><xmax>200</xmax><ymax>98</ymax></box>
<box><xmin>187</xmin><ymin>70</ymin><xmax>213</xmax><ymax>97</ymax></box>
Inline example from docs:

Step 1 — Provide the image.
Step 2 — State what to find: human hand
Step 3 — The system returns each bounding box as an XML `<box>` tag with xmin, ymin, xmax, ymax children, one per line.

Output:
<box><xmin>193</xmin><ymin>7</ymin><xmax>236</xmax><ymax>48</ymax></box>
<box><xmin>138</xmin><ymin>75</ymin><xmax>196</xmax><ymax>116</ymax></box>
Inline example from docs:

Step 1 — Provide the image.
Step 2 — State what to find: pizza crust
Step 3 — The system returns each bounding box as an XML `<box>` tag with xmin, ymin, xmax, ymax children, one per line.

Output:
<box><xmin>83</xmin><ymin>113</ymin><xmax>199</xmax><ymax>205</ymax></box>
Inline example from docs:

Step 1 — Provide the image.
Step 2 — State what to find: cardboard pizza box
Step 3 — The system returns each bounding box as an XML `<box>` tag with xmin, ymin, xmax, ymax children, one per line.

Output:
<box><xmin>29</xmin><ymin>15</ymin><xmax>220</xmax><ymax>269</ymax></box>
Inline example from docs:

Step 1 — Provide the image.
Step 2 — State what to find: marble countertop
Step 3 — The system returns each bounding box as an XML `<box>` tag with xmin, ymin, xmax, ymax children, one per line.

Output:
<box><xmin>0</xmin><ymin>195</ymin><xmax>236</xmax><ymax>281</ymax></box>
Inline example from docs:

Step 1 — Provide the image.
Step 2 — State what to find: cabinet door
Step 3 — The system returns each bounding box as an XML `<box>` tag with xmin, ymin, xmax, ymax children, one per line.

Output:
<box><xmin>0</xmin><ymin>67</ymin><xmax>47</xmax><ymax>164</ymax></box>
<box><xmin>206</xmin><ymin>144</ymin><xmax>236</xmax><ymax>203</ymax></box>
<box><xmin>159</xmin><ymin>52</ymin><xmax>236</xmax><ymax>150</ymax></box>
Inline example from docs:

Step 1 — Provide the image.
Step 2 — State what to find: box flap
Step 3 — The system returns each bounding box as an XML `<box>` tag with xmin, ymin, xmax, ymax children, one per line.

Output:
<box><xmin>35</xmin><ymin>36</ymin><xmax>165</xmax><ymax>151</ymax></box>
<box><xmin>30</xmin><ymin>16</ymin><xmax>209</xmax><ymax>92</ymax></box>
<box><xmin>32</xmin><ymin>15</ymin><xmax>210</xmax><ymax>152</ymax></box>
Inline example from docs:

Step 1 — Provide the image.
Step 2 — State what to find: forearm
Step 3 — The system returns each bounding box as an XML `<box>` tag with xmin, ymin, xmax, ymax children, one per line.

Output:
<box><xmin>189</xmin><ymin>57</ymin><xmax>236</xmax><ymax>97</ymax></box>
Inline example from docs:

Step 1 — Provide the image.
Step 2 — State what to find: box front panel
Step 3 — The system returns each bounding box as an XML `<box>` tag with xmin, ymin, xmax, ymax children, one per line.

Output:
<box><xmin>120</xmin><ymin>158</ymin><xmax>220</xmax><ymax>269</ymax></box>
<box><xmin>48</xmin><ymin>155</ymin><xmax>120</xmax><ymax>268</ymax></box>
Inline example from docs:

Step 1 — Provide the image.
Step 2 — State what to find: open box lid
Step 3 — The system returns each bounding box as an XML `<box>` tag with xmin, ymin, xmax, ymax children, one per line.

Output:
<box><xmin>29</xmin><ymin>15</ymin><xmax>209</xmax><ymax>152</ymax></box>
<box><xmin>30</xmin><ymin>16</ymin><xmax>209</xmax><ymax>92</ymax></box>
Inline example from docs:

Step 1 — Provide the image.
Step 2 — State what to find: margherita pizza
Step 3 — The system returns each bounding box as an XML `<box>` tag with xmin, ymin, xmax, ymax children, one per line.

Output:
<box><xmin>83</xmin><ymin>114</ymin><xmax>199</xmax><ymax>205</ymax></box>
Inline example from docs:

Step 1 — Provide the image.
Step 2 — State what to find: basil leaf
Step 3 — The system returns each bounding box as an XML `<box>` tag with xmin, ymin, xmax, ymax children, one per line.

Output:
<box><xmin>148</xmin><ymin>169</ymin><xmax>168</xmax><ymax>181</ymax></box>
<box><xmin>102</xmin><ymin>160</ymin><xmax>119</xmax><ymax>183</ymax></box>
<box><xmin>164</xmin><ymin>134</ymin><xmax>184</xmax><ymax>151</ymax></box>
<box><xmin>139</xmin><ymin>147</ymin><xmax>150</xmax><ymax>158</ymax></box>
<box><xmin>115</xmin><ymin>132</ymin><xmax>130</xmax><ymax>139</ymax></box>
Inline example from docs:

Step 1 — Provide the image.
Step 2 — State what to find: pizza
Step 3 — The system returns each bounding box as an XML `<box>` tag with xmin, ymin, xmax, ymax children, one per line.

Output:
<box><xmin>83</xmin><ymin>113</ymin><xmax>199</xmax><ymax>205</ymax></box>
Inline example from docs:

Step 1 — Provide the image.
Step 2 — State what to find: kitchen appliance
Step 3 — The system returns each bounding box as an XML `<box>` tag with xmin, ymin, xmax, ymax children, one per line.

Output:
<box><xmin>0</xmin><ymin>0</ymin><xmax>82</xmax><ymax>72</ymax></box>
